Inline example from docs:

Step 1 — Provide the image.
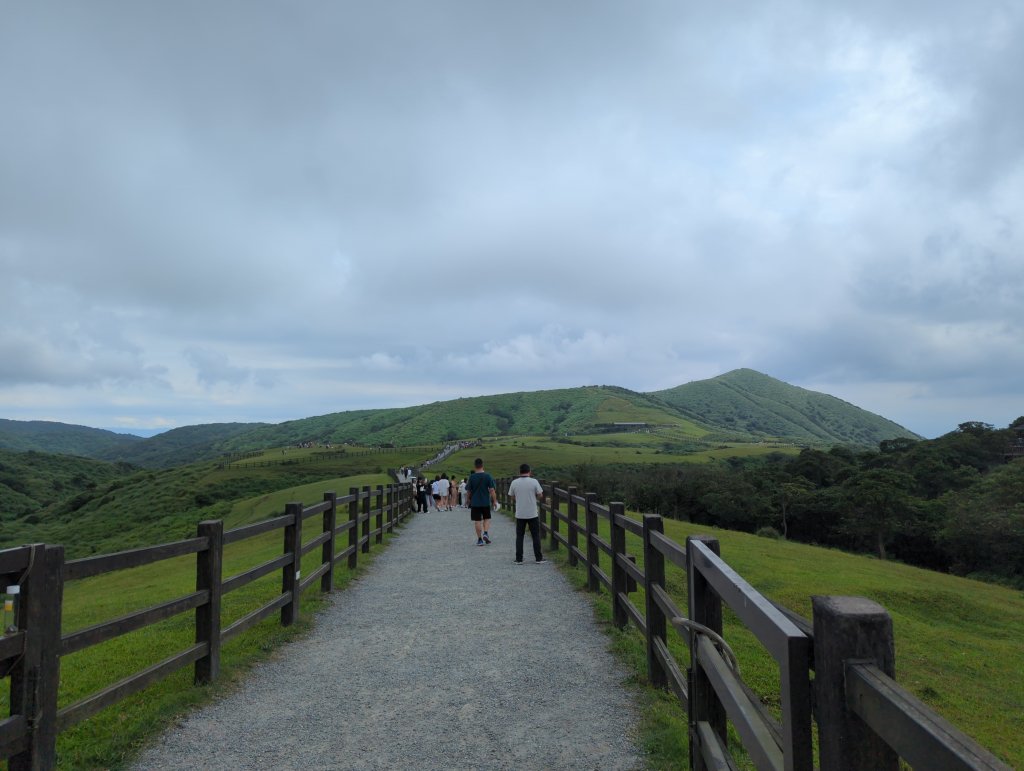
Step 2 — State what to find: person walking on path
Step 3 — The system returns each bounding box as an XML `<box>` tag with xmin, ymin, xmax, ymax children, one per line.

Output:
<box><xmin>508</xmin><ymin>463</ymin><xmax>547</xmax><ymax>564</ymax></box>
<box><xmin>437</xmin><ymin>473</ymin><xmax>452</xmax><ymax>511</ymax></box>
<box><xmin>466</xmin><ymin>457</ymin><xmax>496</xmax><ymax>545</ymax></box>
<box><xmin>415</xmin><ymin>478</ymin><xmax>429</xmax><ymax>513</ymax></box>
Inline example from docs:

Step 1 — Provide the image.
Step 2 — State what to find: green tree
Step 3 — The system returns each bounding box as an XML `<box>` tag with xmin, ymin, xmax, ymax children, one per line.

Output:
<box><xmin>841</xmin><ymin>469</ymin><xmax>918</xmax><ymax>560</ymax></box>
<box><xmin>940</xmin><ymin>462</ymin><xmax>1024</xmax><ymax>581</ymax></box>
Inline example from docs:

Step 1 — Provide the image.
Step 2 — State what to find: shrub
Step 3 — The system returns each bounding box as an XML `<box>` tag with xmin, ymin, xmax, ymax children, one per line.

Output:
<box><xmin>756</xmin><ymin>526</ymin><xmax>782</xmax><ymax>540</ymax></box>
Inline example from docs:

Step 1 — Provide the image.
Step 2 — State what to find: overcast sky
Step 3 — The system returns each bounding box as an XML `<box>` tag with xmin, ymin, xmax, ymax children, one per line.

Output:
<box><xmin>2</xmin><ymin>2</ymin><xmax>1021</xmax><ymax>439</ymax></box>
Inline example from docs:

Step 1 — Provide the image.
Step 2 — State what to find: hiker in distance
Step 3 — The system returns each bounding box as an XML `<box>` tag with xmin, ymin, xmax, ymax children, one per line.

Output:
<box><xmin>508</xmin><ymin>463</ymin><xmax>547</xmax><ymax>564</ymax></box>
<box><xmin>466</xmin><ymin>457</ymin><xmax>497</xmax><ymax>546</ymax></box>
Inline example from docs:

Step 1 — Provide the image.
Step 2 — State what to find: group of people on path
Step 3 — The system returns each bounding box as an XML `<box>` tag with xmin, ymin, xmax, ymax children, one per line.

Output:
<box><xmin>414</xmin><ymin>457</ymin><xmax>547</xmax><ymax>564</ymax></box>
<box><xmin>413</xmin><ymin>473</ymin><xmax>467</xmax><ymax>511</ymax></box>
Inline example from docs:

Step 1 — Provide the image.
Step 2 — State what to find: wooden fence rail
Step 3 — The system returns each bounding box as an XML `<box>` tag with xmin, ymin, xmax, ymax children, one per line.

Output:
<box><xmin>495</xmin><ymin>478</ymin><xmax>1011</xmax><ymax>771</ymax></box>
<box><xmin>1</xmin><ymin>482</ymin><xmax>413</xmax><ymax>770</ymax></box>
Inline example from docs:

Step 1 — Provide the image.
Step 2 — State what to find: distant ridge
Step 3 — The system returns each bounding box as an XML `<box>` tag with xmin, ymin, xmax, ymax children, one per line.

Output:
<box><xmin>1</xmin><ymin>370</ymin><xmax>919</xmax><ymax>467</ymax></box>
<box><xmin>0</xmin><ymin>418</ymin><xmax>142</xmax><ymax>456</ymax></box>
<box><xmin>649</xmin><ymin>368</ymin><xmax>920</xmax><ymax>446</ymax></box>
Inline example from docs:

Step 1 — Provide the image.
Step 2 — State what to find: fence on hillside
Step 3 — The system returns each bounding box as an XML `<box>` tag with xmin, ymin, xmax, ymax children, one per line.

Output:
<box><xmin>2</xmin><ymin>475</ymin><xmax>1014</xmax><ymax>770</ymax></box>
<box><xmin>494</xmin><ymin>478</ymin><xmax>1011</xmax><ymax>771</ymax></box>
<box><xmin>0</xmin><ymin>483</ymin><xmax>413</xmax><ymax>770</ymax></box>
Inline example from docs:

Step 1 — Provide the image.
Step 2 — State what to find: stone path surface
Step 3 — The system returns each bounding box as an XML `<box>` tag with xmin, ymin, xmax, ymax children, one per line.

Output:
<box><xmin>130</xmin><ymin>506</ymin><xmax>643</xmax><ymax>770</ymax></box>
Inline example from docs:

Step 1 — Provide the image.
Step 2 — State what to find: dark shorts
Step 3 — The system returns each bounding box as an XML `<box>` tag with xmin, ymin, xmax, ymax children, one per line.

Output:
<box><xmin>470</xmin><ymin>506</ymin><xmax>491</xmax><ymax>522</ymax></box>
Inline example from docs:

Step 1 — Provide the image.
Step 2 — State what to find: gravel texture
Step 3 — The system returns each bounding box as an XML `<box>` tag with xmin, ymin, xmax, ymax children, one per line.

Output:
<box><xmin>129</xmin><ymin>506</ymin><xmax>644</xmax><ymax>770</ymax></box>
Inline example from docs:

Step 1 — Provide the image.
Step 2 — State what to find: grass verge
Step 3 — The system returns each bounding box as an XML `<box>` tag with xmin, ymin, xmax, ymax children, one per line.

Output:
<box><xmin>531</xmin><ymin>511</ymin><xmax>1023</xmax><ymax>769</ymax></box>
<box><xmin>2</xmin><ymin>473</ymin><xmax>401</xmax><ymax>770</ymax></box>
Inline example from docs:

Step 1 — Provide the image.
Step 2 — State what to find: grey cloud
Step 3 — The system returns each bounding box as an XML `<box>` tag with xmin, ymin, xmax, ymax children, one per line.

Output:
<box><xmin>1</xmin><ymin>1</ymin><xmax>1021</xmax><ymax>436</ymax></box>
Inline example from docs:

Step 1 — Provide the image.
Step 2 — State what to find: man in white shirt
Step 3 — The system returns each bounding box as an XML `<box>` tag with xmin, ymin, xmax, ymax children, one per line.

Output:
<box><xmin>507</xmin><ymin>463</ymin><xmax>547</xmax><ymax>564</ymax></box>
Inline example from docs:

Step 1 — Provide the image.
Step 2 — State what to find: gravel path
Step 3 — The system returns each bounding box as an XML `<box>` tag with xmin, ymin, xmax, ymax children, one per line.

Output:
<box><xmin>130</xmin><ymin>507</ymin><xmax>644</xmax><ymax>770</ymax></box>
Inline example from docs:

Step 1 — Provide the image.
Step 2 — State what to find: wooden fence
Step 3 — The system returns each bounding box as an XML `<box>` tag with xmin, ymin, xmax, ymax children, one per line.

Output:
<box><xmin>495</xmin><ymin>478</ymin><xmax>1012</xmax><ymax>771</ymax></box>
<box><xmin>0</xmin><ymin>483</ymin><xmax>412</xmax><ymax>770</ymax></box>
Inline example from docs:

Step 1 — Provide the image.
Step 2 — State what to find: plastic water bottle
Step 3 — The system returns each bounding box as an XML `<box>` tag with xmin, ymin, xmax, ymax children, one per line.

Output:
<box><xmin>3</xmin><ymin>585</ymin><xmax>19</xmax><ymax>635</ymax></box>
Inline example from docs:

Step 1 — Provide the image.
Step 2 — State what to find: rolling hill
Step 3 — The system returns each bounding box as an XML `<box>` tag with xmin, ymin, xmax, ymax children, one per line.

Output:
<box><xmin>0</xmin><ymin>418</ymin><xmax>142</xmax><ymax>456</ymax></box>
<box><xmin>650</xmin><ymin>369</ymin><xmax>920</xmax><ymax>446</ymax></box>
<box><xmin>1</xmin><ymin>370</ymin><xmax>919</xmax><ymax>467</ymax></box>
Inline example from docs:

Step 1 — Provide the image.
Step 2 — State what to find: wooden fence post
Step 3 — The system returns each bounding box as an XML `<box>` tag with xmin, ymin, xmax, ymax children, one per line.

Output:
<box><xmin>322</xmin><ymin>492</ymin><xmax>337</xmax><ymax>592</ymax></box>
<box><xmin>348</xmin><ymin>487</ymin><xmax>359</xmax><ymax>570</ymax></box>
<box><xmin>375</xmin><ymin>485</ymin><xmax>384</xmax><ymax>545</ymax></box>
<box><xmin>195</xmin><ymin>520</ymin><xmax>223</xmax><ymax>684</ymax></box>
<box><xmin>566</xmin><ymin>486</ymin><xmax>579</xmax><ymax>567</ymax></box>
<box><xmin>585</xmin><ymin>492</ymin><xmax>600</xmax><ymax>592</ymax></box>
<box><xmin>548</xmin><ymin>480</ymin><xmax>559</xmax><ymax>551</ymax></box>
<box><xmin>361</xmin><ymin>486</ymin><xmax>371</xmax><ymax>554</ymax></box>
<box><xmin>282</xmin><ymin>502</ymin><xmax>302</xmax><ymax>626</ymax></box>
<box><xmin>552</xmin><ymin>483</ymin><xmax>561</xmax><ymax>548</ymax></box>
<box><xmin>812</xmin><ymin>596</ymin><xmax>899</xmax><ymax>771</ymax></box>
<box><xmin>643</xmin><ymin>515</ymin><xmax>666</xmax><ymax>686</ymax></box>
<box><xmin>385</xmin><ymin>485</ymin><xmax>393</xmax><ymax>534</ymax></box>
<box><xmin>9</xmin><ymin>544</ymin><xmax>63</xmax><ymax>771</ymax></box>
<box><xmin>687</xmin><ymin>535</ymin><xmax>726</xmax><ymax>771</ymax></box>
<box><xmin>610</xmin><ymin>502</ymin><xmax>628</xmax><ymax>629</ymax></box>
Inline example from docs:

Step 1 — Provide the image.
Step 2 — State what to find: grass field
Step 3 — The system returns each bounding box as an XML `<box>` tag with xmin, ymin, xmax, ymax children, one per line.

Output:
<box><xmin>536</xmin><ymin>508</ymin><xmax>1024</xmax><ymax>768</ymax></box>
<box><xmin>5</xmin><ymin>435</ymin><xmax>1020</xmax><ymax>768</ymax></box>
<box><xmin>2</xmin><ymin>472</ymin><xmax>396</xmax><ymax>770</ymax></box>
<box><xmin>422</xmin><ymin>435</ymin><xmax>798</xmax><ymax>481</ymax></box>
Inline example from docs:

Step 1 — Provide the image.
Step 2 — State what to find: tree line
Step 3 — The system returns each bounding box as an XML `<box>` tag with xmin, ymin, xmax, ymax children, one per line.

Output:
<box><xmin>558</xmin><ymin>420</ymin><xmax>1024</xmax><ymax>586</ymax></box>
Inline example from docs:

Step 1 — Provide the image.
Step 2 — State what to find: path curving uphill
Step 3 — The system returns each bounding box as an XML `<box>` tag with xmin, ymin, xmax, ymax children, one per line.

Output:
<box><xmin>130</xmin><ymin>506</ymin><xmax>643</xmax><ymax>770</ymax></box>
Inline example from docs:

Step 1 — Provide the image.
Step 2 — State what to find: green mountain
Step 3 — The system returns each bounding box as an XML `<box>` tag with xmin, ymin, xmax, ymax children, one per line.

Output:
<box><xmin>1</xmin><ymin>370</ymin><xmax>919</xmax><ymax>468</ymax></box>
<box><xmin>215</xmin><ymin>385</ymin><xmax>711</xmax><ymax>453</ymax></box>
<box><xmin>650</xmin><ymin>368</ymin><xmax>920</xmax><ymax>445</ymax></box>
<box><xmin>0</xmin><ymin>418</ymin><xmax>142</xmax><ymax>456</ymax></box>
<box><xmin>97</xmin><ymin>422</ymin><xmax>268</xmax><ymax>468</ymax></box>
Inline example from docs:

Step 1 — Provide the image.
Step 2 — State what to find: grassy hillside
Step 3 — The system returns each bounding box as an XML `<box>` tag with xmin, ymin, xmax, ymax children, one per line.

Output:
<box><xmin>652</xmin><ymin>368</ymin><xmax>920</xmax><ymax>446</ymax></box>
<box><xmin>0</xmin><ymin>419</ymin><xmax>141</xmax><ymax>456</ymax></box>
<box><xmin>1</xmin><ymin>471</ymin><xmax>397</xmax><ymax>769</ymax></box>
<box><xmin>2</xmin><ymin>370</ymin><xmax>918</xmax><ymax>469</ymax></box>
<box><xmin>212</xmin><ymin>386</ymin><xmax>710</xmax><ymax>453</ymax></box>
<box><xmin>97</xmin><ymin>422</ymin><xmax>267</xmax><ymax>468</ymax></box>
<box><xmin>0</xmin><ymin>446</ymin><xmax>429</xmax><ymax>558</ymax></box>
<box><xmin>550</xmin><ymin>508</ymin><xmax>1023</xmax><ymax>767</ymax></box>
<box><xmin>0</xmin><ymin>449</ymin><xmax>133</xmax><ymax>525</ymax></box>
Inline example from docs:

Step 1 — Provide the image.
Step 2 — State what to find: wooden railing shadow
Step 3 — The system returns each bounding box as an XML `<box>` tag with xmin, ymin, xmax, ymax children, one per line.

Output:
<box><xmin>497</xmin><ymin>478</ymin><xmax>1011</xmax><ymax>771</ymax></box>
<box><xmin>1</xmin><ymin>482</ymin><xmax>412</xmax><ymax>770</ymax></box>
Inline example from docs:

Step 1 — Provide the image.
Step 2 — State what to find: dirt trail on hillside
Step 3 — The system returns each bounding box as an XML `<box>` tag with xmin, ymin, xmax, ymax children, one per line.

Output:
<box><xmin>129</xmin><ymin>506</ymin><xmax>643</xmax><ymax>770</ymax></box>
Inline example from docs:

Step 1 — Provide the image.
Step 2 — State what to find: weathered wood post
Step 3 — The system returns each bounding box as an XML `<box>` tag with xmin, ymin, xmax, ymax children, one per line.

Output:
<box><xmin>361</xmin><ymin>486</ymin><xmax>371</xmax><ymax>554</ymax></box>
<box><xmin>544</xmin><ymin>479</ymin><xmax>561</xmax><ymax>548</ymax></box>
<box><xmin>687</xmin><ymin>535</ymin><xmax>726</xmax><ymax>771</ymax></box>
<box><xmin>566</xmin><ymin>485</ymin><xmax>579</xmax><ymax>567</ymax></box>
<box><xmin>282</xmin><ymin>502</ymin><xmax>303</xmax><ymax>626</ymax></box>
<box><xmin>548</xmin><ymin>481</ymin><xmax>560</xmax><ymax>552</ymax></box>
<box><xmin>643</xmin><ymin>515</ymin><xmax>667</xmax><ymax>686</ymax></box>
<box><xmin>348</xmin><ymin>487</ymin><xmax>359</xmax><ymax>570</ymax></box>
<box><xmin>375</xmin><ymin>485</ymin><xmax>384</xmax><ymax>545</ymax></box>
<box><xmin>385</xmin><ymin>484</ymin><xmax>394</xmax><ymax>534</ymax></box>
<box><xmin>585</xmin><ymin>492</ymin><xmax>600</xmax><ymax>591</ymax></box>
<box><xmin>609</xmin><ymin>502</ymin><xmax>628</xmax><ymax>629</ymax></box>
<box><xmin>322</xmin><ymin>492</ymin><xmax>337</xmax><ymax>592</ymax></box>
<box><xmin>9</xmin><ymin>544</ymin><xmax>63</xmax><ymax>771</ymax></box>
<box><xmin>812</xmin><ymin>596</ymin><xmax>899</xmax><ymax>771</ymax></box>
<box><xmin>195</xmin><ymin>520</ymin><xmax>223</xmax><ymax>684</ymax></box>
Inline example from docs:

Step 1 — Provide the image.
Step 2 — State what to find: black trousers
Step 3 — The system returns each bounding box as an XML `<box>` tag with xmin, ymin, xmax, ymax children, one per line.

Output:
<box><xmin>515</xmin><ymin>517</ymin><xmax>543</xmax><ymax>562</ymax></box>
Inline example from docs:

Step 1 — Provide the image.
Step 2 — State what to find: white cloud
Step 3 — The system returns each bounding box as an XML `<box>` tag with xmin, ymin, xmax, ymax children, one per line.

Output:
<box><xmin>1</xmin><ymin>0</ymin><xmax>1022</xmax><ymax>438</ymax></box>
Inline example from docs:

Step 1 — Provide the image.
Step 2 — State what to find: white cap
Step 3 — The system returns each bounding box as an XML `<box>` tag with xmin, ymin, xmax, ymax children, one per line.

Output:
<box><xmin>5</xmin><ymin>585</ymin><xmax>19</xmax><ymax>595</ymax></box>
